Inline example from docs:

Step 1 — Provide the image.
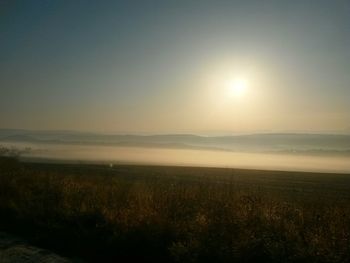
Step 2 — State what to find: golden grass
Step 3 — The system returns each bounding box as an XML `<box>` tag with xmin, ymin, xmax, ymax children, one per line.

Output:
<box><xmin>0</xmin><ymin>158</ymin><xmax>350</xmax><ymax>262</ymax></box>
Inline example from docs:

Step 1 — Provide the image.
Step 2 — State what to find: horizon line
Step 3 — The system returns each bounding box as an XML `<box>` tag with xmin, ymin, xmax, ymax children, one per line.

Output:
<box><xmin>1</xmin><ymin>128</ymin><xmax>350</xmax><ymax>137</ymax></box>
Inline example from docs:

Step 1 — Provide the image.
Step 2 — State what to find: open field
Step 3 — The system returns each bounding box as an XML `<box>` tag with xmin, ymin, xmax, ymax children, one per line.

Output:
<box><xmin>1</xmin><ymin>157</ymin><xmax>350</xmax><ymax>262</ymax></box>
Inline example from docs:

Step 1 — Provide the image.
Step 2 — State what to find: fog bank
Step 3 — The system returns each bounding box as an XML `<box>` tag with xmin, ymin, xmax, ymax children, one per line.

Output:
<box><xmin>2</xmin><ymin>142</ymin><xmax>350</xmax><ymax>173</ymax></box>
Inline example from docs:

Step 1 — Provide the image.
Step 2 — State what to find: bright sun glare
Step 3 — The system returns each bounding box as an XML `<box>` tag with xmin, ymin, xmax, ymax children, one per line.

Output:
<box><xmin>228</xmin><ymin>78</ymin><xmax>248</xmax><ymax>97</ymax></box>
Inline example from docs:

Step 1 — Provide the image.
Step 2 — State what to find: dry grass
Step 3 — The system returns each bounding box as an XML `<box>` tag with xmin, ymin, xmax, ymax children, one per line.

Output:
<box><xmin>0</xmin><ymin>157</ymin><xmax>350</xmax><ymax>262</ymax></box>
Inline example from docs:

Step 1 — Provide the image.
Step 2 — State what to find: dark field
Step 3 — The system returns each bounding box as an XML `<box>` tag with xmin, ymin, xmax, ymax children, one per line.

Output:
<box><xmin>1</xmin><ymin>157</ymin><xmax>350</xmax><ymax>262</ymax></box>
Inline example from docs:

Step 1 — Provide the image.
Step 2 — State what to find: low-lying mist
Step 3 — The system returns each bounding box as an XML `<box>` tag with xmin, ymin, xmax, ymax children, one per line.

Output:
<box><xmin>3</xmin><ymin>142</ymin><xmax>350</xmax><ymax>173</ymax></box>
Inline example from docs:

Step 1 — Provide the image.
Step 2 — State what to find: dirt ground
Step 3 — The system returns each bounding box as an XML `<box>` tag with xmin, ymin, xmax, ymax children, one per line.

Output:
<box><xmin>0</xmin><ymin>232</ymin><xmax>71</xmax><ymax>263</ymax></box>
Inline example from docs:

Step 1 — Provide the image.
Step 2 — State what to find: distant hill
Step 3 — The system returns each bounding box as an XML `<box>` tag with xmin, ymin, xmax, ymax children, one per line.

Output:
<box><xmin>1</xmin><ymin>129</ymin><xmax>350</xmax><ymax>155</ymax></box>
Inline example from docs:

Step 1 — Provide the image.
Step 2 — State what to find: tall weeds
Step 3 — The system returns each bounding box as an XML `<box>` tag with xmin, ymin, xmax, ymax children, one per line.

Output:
<box><xmin>0</xmin><ymin>158</ymin><xmax>349</xmax><ymax>262</ymax></box>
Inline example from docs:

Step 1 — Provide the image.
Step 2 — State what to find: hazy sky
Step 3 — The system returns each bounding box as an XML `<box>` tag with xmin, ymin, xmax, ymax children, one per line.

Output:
<box><xmin>1</xmin><ymin>0</ymin><xmax>349</xmax><ymax>134</ymax></box>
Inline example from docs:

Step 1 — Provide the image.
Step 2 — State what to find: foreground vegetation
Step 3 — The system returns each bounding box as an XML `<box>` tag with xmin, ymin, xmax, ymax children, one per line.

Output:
<box><xmin>0</xmin><ymin>157</ymin><xmax>350</xmax><ymax>262</ymax></box>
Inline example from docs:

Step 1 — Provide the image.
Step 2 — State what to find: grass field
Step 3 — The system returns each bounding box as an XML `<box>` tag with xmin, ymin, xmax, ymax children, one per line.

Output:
<box><xmin>1</xmin><ymin>156</ymin><xmax>350</xmax><ymax>262</ymax></box>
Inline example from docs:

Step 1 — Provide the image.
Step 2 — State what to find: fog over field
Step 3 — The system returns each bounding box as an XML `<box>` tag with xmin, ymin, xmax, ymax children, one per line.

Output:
<box><xmin>1</xmin><ymin>1</ymin><xmax>350</xmax><ymax>262</ymax></box>
<box><xmin>1</xmin><ymin>130</ymin><xmax>350</xmax><ymax>173</ymax></box>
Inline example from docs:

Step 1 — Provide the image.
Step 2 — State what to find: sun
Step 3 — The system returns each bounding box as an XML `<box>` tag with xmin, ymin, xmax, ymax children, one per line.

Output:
<box><xmin>228</xmin><ymin>78</ymin><xmax>248</xmax><ymax>97</ymax></box>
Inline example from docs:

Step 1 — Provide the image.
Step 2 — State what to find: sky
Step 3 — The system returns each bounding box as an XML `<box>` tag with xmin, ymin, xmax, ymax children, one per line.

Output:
<box><xmin>1</xmin><ymin>0</ymin><xmax>349</xmax><ymax>135</ymax></box>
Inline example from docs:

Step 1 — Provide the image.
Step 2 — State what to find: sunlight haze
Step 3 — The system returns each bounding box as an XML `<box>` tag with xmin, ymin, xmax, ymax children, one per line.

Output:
<box><xmin>1</xmin><ymin>1</ymin><xmax>349</xmax><ymax>134</ymax></box>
